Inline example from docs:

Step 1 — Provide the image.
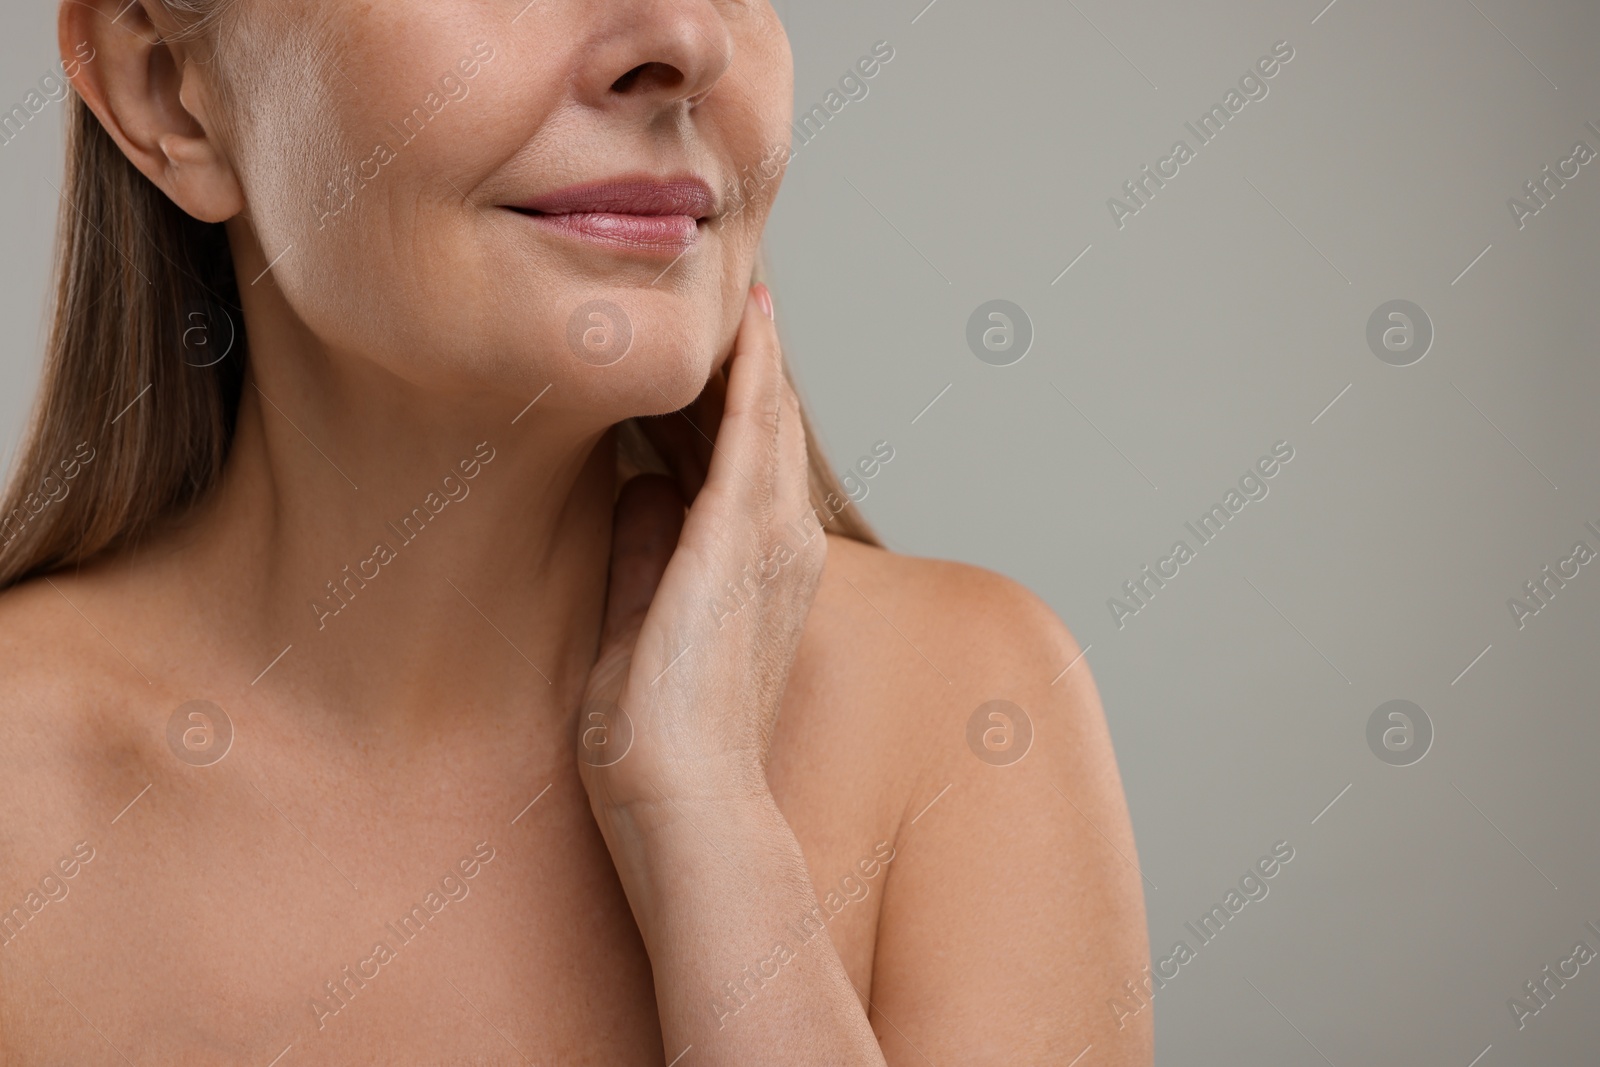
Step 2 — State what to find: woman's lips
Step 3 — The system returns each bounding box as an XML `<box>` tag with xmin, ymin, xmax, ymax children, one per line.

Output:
<box><xmin>528</xmin><ymin>211</ymin><xmax>701</xmax><ymax>250</ymax></box>
<box><xmin>506</xmin><ymin>177</ymin><xmax>716</xmax><ymax>254</ymax></box>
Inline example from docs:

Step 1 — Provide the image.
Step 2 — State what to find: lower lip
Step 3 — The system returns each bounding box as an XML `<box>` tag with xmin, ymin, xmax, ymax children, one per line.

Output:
<box><xmin>518</xmin><ymin>211</ymin><xmax>702</xmax><ymax>253</ymax></box>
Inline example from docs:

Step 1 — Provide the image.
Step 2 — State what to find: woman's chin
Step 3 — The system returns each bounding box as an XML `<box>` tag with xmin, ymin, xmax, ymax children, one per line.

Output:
<box><xmin>358</xmin><ymin>300</ymin><xmax>725</xmax><ymax>424</ymax></box>
<box><xmin>541</xmin><ymin>295</ymin><xmax>732</xmax><ymax>419</ymax></box>
<box><xmin>539</xmin><ymin>337</ymin><xmax>722</xmax><ymax>426</ymax></box>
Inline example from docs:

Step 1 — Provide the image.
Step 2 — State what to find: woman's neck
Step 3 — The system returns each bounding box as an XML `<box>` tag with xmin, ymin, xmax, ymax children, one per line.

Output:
<box><xmin>162</xmin><ymin>352</ymin><xmax>621</xmax><ymax>739</ymax></box>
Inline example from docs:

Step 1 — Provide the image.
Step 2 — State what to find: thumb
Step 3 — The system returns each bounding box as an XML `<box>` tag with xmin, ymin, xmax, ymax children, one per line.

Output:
<box><xmin>592</xmin><ymin>473</ymin><xmax>685</xmax><ymax>681</ymax></box>
<box><xmin>580</xmin><ymin>474</ymin><xmax>684</xmax><ymax>773</ymax></box>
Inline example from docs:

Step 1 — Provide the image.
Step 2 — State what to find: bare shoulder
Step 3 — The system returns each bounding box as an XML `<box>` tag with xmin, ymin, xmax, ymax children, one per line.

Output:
<box><xmin>777</xmin><ymin>530</ymin><xmax>1116</xmax><ymax>842</ymax></box>
<box><xmin>0</xmin><ymin>573</ymin><xmax>104</xmax><ymax>743</ymax></box>
<box><xmin>0</xmin><ymin>572</ymin><xmax>156</xmax><ymax>860</ymax></box>
<box><xmin>793</xmin><ymin>531</ymin><xmax>1100</xmax><ymax>781</ymax></box>
<box><xmin>816</xmin><ymin>530</ymin><xmax>1084</xmax><ymax>674</ymax></box>
<box><xmin>791</xmin><ymin>533</ymin><xmax>1153</xmax><ymax>1065</ymax></box>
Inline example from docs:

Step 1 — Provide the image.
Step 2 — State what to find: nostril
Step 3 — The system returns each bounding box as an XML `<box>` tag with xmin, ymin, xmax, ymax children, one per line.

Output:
<box><xmin>611</xmin><ymin>61</ymin><xmax>686</xmax><ymax>95</ymax></box>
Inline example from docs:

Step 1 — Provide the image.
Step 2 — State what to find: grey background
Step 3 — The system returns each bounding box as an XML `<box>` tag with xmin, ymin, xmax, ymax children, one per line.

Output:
<box><xmin>5</xmin><ymin>0</ymin><xmax>1598</xmax><ymax>1063</ymax></box>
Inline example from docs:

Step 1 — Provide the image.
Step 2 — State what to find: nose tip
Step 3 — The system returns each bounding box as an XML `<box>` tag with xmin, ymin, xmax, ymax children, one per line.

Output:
<box><xmin>580</xmin><ymin>4</ymin><xmax>733</xmax><ymax>113</ymax></box>
<box><xmin>610</xmin><ymin>57</ymin><xmax>717</xmax><ymax>104</ymax></box>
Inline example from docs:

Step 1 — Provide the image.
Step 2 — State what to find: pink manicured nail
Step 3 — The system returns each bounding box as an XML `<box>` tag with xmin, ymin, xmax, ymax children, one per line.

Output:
<box><xmin>753</xmin><ymin>283</ymin><xmax>774</xmax><ymax>322</ymax></box>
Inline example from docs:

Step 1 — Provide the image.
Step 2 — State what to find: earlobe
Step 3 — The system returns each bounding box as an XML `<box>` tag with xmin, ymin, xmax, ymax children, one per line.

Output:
<box><xmin>151</xmin><ymin>63</ymin><xmax>245</xmax><ymax>222</ymax></box>
<box><xmin>58</xmin><ymin>0</ymin><xmax>244</xmax><ymax>223</ymax></box>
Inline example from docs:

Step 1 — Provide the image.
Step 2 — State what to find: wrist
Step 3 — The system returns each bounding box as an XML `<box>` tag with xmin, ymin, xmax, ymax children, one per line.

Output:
<box><xmin>580</xmin><ymin>731</ymin><xmax>771</xmax><ymax>813</ymax></box>
<box><xmin>586</xmin><ymin>758</ymin><xmax>776</xmax><ymax>837</ymax></box>
<box><xmin>587</xmin><ymin>779</ymin><xmax>798</xmax><ymax>951</ymax></box>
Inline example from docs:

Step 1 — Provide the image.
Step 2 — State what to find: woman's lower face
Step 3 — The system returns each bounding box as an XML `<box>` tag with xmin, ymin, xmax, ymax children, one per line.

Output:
<box><xmin>221</xmin><ymin>0</ymin><xmax>794</xmax><ymax>423</ymax></box>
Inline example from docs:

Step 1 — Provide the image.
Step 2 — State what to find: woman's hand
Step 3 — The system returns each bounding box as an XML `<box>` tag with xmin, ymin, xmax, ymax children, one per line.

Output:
<box><xmin>565</xmin><ymin>286</ymin><xmax>887</xmax><ymax>1065</ymax></box>
<box><xmin>577</xmin><ymin>283</ymin><xmax>826</xmax><ymax>816</ymax></box>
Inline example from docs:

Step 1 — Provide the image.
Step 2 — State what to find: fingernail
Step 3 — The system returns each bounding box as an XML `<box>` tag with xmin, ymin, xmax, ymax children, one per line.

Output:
<box><xmin>753</xmin><ymin>283</ymin><xmax>774</xmax><ymax>322</ymax></box>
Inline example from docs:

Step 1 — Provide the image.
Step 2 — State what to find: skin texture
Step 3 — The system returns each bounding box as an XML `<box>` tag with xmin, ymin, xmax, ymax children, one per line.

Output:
<box><xmin>0</xmin><ymin>0</ymin><xmax>1152</xmax><ymax>1063</ymax></box>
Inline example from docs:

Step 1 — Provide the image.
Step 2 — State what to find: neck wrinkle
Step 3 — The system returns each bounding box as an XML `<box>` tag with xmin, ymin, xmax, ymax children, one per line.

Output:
<box><xmin>178</xmin><ymin>353</ymin><xmax>621</xmax><ymax>740</ymax></box>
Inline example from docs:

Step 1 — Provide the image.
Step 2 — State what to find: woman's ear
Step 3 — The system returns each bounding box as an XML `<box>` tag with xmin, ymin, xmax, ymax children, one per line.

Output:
<box><xmin>59</xmin><ymin>0</ymin><xmax>243</xmax><ymax>222</ymax></box>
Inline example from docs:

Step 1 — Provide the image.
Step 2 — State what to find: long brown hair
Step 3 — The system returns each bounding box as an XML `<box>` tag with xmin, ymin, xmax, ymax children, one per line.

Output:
<box><xmin>0</xmin><ymin>17</ymin><xmax>878</xmax><ymax>591</ymax></box>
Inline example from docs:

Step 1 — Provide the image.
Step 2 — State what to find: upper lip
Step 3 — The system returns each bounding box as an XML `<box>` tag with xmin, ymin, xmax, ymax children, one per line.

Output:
<box><xmin>507</xmin><ymin>176</ymin><xmax>718</xmax><ymax>220</ymax></box>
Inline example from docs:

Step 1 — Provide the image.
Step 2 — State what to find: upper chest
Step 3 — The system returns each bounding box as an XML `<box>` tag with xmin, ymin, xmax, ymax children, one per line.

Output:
<box><xmin>0</xmin><ymin>685</ymin><xmax>903</xmax><ymax>1066</ymax></box>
